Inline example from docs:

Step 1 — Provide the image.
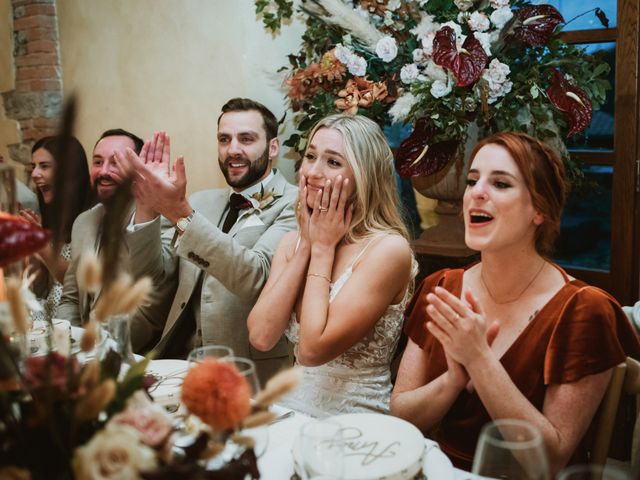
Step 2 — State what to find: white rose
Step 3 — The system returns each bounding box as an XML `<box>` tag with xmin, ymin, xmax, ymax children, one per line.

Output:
<box><xmin>334</xmin><ymin>44</ymin><xmax>352</xmax><ymax>65</ymax></box>
<box><xmin>482</xmin><ymin>59</ymin><xmax>513</xmax><ymax>103</ymax></box>
<box><xmin>454</xmin><ymin>0</ymin><xmax>475</xmax><ymax>11</ymax></box>
<box><xmin>347</xmin><ymin>54</ymin><xmax>367</xmax><ymax>76</ymax></box>
<box><xmin>430</xmin><ymin>79</ymin><xmax>452</xmax><ymax>98</ymax></box>
<box><xmin>490</xmin><ymin>6</ymin><xmax>514</xmax><ymax>29</ymax></box>
<box><xmin>412</xmin><ymin>48</ymin><xmax>426</xmax><ymax>63</ymax></box>
<box><xmin>389</xmin><ymin>92</ymin><xmax>419</xmax><ymax>123</ymax></box>
<box><xmin>490</xmin><ymin>0</ymin><xmax>510</xmax><ymax>7</ymax></box>
<box><xmin>474</xmin><ymin>32</ymin><xmax>492</xmax><ymax>56</ymax></box>
<box><xmin>73</xmin><ymin>424</ymin><xmax>157</xmax><ymax>480</ymax></box>
<box><xmin>400</xmin><ymin>64</ymin><xmax>420</xmax><ymax>84</ymax></box>
<box><xmin>468</xmin><ymin>11</ymin><xmax>490</xmax><ymax>32</ymax></box>
<box><xmin>375</xmin><ymin>36</ymin><xmax>398</xmax><ymax>63</ymax></box>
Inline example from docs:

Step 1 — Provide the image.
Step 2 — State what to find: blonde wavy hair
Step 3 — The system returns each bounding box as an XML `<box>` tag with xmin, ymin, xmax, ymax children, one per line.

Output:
<box><xmin>303</xmin><ymin>114</ymin><xmax>411</xmax><ymax>244</ymax></box>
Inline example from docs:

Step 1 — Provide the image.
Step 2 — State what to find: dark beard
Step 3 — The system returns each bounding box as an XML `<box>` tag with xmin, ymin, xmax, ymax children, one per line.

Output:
<box><xmin>219</xmin><ymin>147</ymin><xmax>270</xmax><ymax>189</ymax></box>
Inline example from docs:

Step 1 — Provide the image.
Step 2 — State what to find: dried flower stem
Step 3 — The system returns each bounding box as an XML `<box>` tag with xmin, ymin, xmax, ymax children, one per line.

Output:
<box><xmin>80</xmin><ymin>320</ymin><xmax>98</xmax><ymax>352</ymax></box>
<box><xmin>242</xmin><ymin>410</ymin><xmax>276</xmax><ymax>429</ymax></box>
<box><xmin>254</xmin><ymin>366</ymin><xmax>302</xmax><ymax>408</ymax></box>
<box><xmin>6</xmin><ymin>278</ymin><xmax>27</xmax><ymax>334</ymax></box>
<box><xmin>77</xmin><ymin>251</ymin><xmax>102</xmax><ymax>294</ymax></box>
<box><xmin>75</xmin><ymin>378</ymin><xmax>116</xmax><ymax>421</ymax></box>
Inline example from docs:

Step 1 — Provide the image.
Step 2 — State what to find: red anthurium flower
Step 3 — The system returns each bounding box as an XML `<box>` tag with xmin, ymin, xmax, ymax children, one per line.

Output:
<box><xmin>512</xmin><ymin>5</ymin><xmax>564</xmax><ymax>47</ymax></box>
<box><xmin>395</xmin><ymin>118</ymin><xmax>460</xmax><ymax>178</ymax></box>
<box><xmin>547</xmin><ymin>70</ymin><xmax>592</xmax><ymax>137</ymax></box>
<box><xmin>0</xmin><ymin>212</ymin><xmax>49</xmax><ymax>267</ymax></box>
<box><xmin>432</xmin><ymin>26</ymin><xmax>487</xmax><ymax>87</ymax></box>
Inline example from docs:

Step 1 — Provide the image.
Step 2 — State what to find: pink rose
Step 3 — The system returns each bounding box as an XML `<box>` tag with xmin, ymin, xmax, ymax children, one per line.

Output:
<box><xmin>109</xmin><ymin>391</ymin><xmax>173</xmax><ymax>448</ymax></box>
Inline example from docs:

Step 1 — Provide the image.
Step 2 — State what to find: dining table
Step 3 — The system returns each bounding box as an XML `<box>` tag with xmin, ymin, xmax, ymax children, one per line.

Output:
<box><xmin>261</xmin><ymin>404</ymin><xmax>480</xmax><ymax>480</ymax></box>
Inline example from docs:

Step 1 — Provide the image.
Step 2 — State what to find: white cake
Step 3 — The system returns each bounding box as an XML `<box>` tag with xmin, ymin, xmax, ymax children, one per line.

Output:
<box><xmin>296</xmin><ymin>413</ymin><xmax>425</xmax><ymax>480</ymax></box>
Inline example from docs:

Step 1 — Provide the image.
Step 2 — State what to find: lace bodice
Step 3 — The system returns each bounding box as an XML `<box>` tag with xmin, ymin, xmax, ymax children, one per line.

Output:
<box><xmin>280</xmin><ymin>239</ymin><xmax>409</xmax><ymax>418</ymax></box>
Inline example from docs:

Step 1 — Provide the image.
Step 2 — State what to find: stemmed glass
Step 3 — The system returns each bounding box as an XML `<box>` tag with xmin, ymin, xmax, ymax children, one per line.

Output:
<box><xmin>556</xmin><ymin>464</ymin><xmax>632</xmax><ymax>480</ymax></box>
<box><xmin>472</xmin><ymin>419</ymin><xmax>550</xmax><ymax>480</ymax></box>
<box><xmin>187</xmin><ymin>345</ymin><xmax>234</xmax><ymax>366</ymax></box>
<box><xmin>218</xmin><ymin>356</ymin><xmax>268</xmax><ymax>458</ymax></box>
<box><xmin>298</xmin><ymin>420</ymin><xmax>345</xmax><ymax>480</ymax></box>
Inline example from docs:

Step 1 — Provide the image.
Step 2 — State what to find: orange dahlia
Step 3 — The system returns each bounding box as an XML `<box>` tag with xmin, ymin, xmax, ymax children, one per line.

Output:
<box><xmin>181</xmin><ymin>359</ymin><xmax>251</xmax><ymax>431</ymax></box>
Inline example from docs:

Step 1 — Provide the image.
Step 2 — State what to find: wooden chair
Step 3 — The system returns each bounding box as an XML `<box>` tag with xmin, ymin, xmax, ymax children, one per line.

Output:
<box><xmin>591</xmin><ymin>357</ymin><xmax>640</xmax><ymax>467</ymax></box>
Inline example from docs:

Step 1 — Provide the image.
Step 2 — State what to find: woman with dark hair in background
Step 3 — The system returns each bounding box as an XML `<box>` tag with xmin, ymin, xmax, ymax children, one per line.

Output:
<box><xmin>20</xmin><ymin>135</ymin><xmax>92</xmax><ymax>319</ymax></box>
<box><xmin>391</xmin><ymin>132</ymin><xmax>640</xmax><ymax>475</ymax></box>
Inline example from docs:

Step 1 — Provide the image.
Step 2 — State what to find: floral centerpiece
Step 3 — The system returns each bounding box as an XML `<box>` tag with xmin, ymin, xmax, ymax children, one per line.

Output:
<box><xmin>0</xmin><ymin>236</ymin><xmax>301</xmax><ymax>479</ymax></box>
<box><xmin>256</xmin><ymin>0</ymin><xmax>610</xmax><ymax>187</ymax></box>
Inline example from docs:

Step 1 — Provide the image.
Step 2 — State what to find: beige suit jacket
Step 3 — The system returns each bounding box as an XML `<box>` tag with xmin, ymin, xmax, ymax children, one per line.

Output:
<box><xmin>126</xmin><ymin>170</ymin><xmax>298</xmax><ymax>383</ymax></box>
<box><xmin>57</xmin><ymin>203</ymin><xmax>174</xmax><ymax>352</ymax></box>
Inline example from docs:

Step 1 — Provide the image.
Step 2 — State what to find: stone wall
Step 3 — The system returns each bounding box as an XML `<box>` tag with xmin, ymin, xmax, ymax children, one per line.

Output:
<box><xmin>2</xmin><ymin>0</ymin><xmax>62</xmax><ymax>168</ymax></box>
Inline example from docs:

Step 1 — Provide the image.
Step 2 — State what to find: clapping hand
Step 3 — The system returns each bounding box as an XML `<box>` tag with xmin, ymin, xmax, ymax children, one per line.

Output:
<box><xmin>426</xmin><ymin>288</ymin><xmax>499</xmax><ymax>391</ymax></box>
<box><xmin>115</xmin><ymin>131</ymin><xmax>191</xmax><ymax>224</ymax></box>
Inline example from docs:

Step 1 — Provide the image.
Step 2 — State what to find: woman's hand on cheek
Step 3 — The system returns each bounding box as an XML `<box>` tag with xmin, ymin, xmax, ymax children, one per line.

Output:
<box><xmin>308</xmin><ymin>175</ymin><xmax>352</xmax><ymax>248</ymax></box>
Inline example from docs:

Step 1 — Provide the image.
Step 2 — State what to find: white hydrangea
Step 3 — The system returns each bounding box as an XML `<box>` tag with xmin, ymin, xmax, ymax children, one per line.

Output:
<box><xmin>376</xmin><ymin>36</ymin><xmax>398</xmax><ymax>63</ymax></box>
<box><xmin>454</xmin><ymin>0</ymin><xmax>475</xmax><ymax>11</ymax></box>
<box><xmin>347</xmin><ymin>54</ymin><xmax>367</xmax><ymax>76</ymax></box>
<box><xmin>334</xmin><ymin>44</ymin><xmax>352</xmax><ymax>65</ymax></box>
<box><xmin>468</xmin><ymin>11</ymin><xmax>490</xmax><ymax>32</ymax></box>
<box><xmin>389</xmin><ymin>92</ymin><xmax>419</xmax><ymax>123</ymax></box>
<box><xmin>410</xmin><ymin>14</ymin><xmax>440</xmax><ymax>38</ymax></box>
<box><xmin>400</xmin><ymin>64</ymin><xmax>420</xmax><ymax>84</ymax></box>
<box><xmin>431</xmin><ymin>78</ymin><xmax>453</xmax><ymax>98</ymax></box>
<box><xmin>490</xmin><ymin>6</ymin><xmax>514</xmax><ymax>29</ymax></box>
<box><xmin>482</xmin><ymin>58</ymin><xmax>513</xmax><ymax>103</ymax></box>
<box><xmin>474</xmin><ymin>31</ymin><xmax>492</xmax><ymax>56</ymax></box>
<box><xmin>490</xmin><ymin>0</ymin><xmax>510</xmax><ymax>7</ymax></box>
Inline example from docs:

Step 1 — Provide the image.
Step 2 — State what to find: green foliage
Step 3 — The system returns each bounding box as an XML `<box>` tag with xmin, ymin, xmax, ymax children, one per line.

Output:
<box><xmin>255</xmin><ymin>0</ymin><xmax>294</xmax><ymax>33</ymax></box>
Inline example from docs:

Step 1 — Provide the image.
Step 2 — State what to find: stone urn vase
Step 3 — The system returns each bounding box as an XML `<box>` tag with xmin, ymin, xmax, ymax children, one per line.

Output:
<box><xmin>409</xmin><ymin>125</ymin><xmax>479</xmax><ymax>257</ymax></box>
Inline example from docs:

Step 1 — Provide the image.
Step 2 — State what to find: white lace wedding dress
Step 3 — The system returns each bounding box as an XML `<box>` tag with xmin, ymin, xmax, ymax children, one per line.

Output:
<box><xmin>279</xmin><ymin>240</ymin><xmax>408</xmax><ymax>418</ymax></box>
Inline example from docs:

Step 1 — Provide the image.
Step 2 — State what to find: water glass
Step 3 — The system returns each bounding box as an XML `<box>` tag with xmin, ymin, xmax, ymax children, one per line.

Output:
<box><xmin>299</xmin><ymin>420</ymin><xmax>345</xmax><ymax>480</ymax></box>
<box><xmin>472</xmin><ymin>419</ymin><xmax>550</xmax><ymax>480</ymax></box>
<box><xmin>187</xmin><ymin>345</ymin><xmax>234</xmax><ymax>366</ymax></box>
<box><xmin>556</xmin><ymin>464</ymin><xmax>632</xmax><ymax>480</ymax></box>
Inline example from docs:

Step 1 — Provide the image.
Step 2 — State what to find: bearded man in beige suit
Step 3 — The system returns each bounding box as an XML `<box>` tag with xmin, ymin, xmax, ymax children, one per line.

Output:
<box><xmin>118</xmin><ymin>98</ymin><xmax>297</xmax><ymax>382</ymax></box>
<box><xmin>57</xmin><ymin>129</ymin><xmax>171</xmax><ymax>352</ymax></box>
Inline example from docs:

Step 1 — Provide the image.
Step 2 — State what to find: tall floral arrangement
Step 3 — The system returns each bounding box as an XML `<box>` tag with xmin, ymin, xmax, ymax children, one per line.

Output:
<box><xmin>256</xmin><ymin>0</ymin><xmax>610</xmax><ymax>186</ymax></box>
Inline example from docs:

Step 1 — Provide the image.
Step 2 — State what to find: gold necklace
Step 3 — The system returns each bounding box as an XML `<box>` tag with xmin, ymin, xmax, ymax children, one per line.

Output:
<box><xmin>480</xmin><ymin>260</ymin><xmax>547</xmax><ymax>305</ymax></box>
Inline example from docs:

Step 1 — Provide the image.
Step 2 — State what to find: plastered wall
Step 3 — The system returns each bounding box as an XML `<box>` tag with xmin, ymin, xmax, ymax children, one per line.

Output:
<box><xmin>0</xmin><ymin>0</ymin><xmax>22</xmax><ymax>179</ymax></box>
<box><xmin>56</xmin><ymin>0</ymin><xmax>305</xmax><ymax>192</ymax></box>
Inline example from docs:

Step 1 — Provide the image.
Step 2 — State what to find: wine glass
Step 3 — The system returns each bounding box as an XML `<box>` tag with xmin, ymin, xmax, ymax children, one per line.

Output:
<box><xmin>556</xmin><ymin>464</ymin><xmax>632</xmax><ymax>480</ymax></box>
<box><xmin>218</xmin><ymin>356</ymin><xmax>268</xmax><ymax>458</ymax></box>
<box><xmin>187</xmin><ymin>345</ymin><xmax>234</xmax><ymax>366</ymax></box>
<box><xmin>472</xmin><ymin>419</ymin><xmax>550</xmax><ymax>480</ymax></box>
<box><xmin>298</xmin><ymin>419</ymin><xmax>345</xmax><ymax>480</ymax></box>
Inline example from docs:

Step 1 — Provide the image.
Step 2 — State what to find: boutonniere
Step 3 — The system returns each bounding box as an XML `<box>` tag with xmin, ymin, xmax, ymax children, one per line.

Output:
<box><xmin>248</xmin><ymin>186</ymin><xmax>281</xmax><ymax>212</ymax></box>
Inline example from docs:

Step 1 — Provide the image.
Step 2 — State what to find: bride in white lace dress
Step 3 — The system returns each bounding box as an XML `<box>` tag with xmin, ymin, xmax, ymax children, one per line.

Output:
<box><xmin>248</xmin><ymin>114</ymin><xmax>415</xmax><ymax>418</ymax></box>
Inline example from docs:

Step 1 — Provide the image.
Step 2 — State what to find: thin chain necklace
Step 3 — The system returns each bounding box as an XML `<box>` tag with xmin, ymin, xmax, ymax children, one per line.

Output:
<box><xmin>480</xmin><ymin>260</ymin><xmax>547</xmax><ymax>305</ymax></box>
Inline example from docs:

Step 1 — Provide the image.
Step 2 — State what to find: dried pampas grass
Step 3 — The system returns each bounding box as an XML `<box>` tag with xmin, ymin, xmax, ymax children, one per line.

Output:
<box><xmin>92</xmin><ymin>274</ymin><xmax>151</xmax><ymax>322</ymax></box>
<box><xmin>301</xmin><ymin>0</ymin><xmax>383</xmax><ymax>51</ymax></box>
<box><xmin>77</xmin><ymin>251</ymin><xmax>102</xmax><ymax>294</ymax></box>
<box><xmin>75</xmin><ymin>378</ymin><xmax>116</xmax><ymax>421</ymax></box>
<box><xmin>5</xmin><ymin>278</ymin><xmax>27</xmax><ymax>334</ymax></box>
<box><xmin>254</xmin><ymin>366</ymin><xmax>302</xmax><ymax>408</ymax></box>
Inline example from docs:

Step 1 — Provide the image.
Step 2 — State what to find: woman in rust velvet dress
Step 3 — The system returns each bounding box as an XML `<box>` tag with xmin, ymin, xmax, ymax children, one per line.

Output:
<box><xmin>390</xmin><ymin>132</ymin><xmax>640</xmax><ymax>475</ymax></box>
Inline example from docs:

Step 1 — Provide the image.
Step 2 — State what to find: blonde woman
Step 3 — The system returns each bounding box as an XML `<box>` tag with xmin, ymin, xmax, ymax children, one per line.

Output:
<box><xmin>248</xmin><ymin>114</ymin><xmax>415</xmax><ymax>417</ymax></box>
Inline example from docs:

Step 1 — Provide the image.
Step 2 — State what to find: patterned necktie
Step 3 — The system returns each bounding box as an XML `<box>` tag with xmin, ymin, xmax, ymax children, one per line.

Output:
<box><xmin>222</xmin><ymin>193</ymin><xmax>252</xmax><ymax>233</ymax></box>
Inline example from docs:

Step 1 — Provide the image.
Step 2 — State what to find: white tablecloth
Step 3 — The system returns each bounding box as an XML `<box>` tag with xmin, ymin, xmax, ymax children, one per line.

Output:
<box><xmin>259</xmin><ymin>405</ymin><xmax>478</xmax><ymax>480</ymax></box>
